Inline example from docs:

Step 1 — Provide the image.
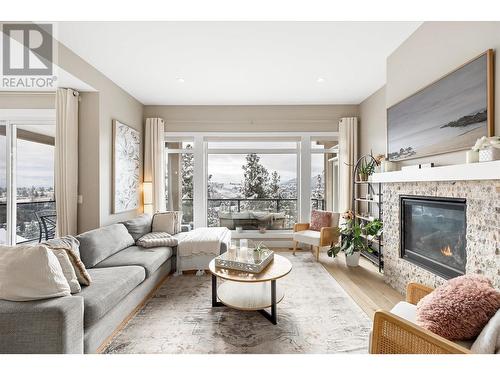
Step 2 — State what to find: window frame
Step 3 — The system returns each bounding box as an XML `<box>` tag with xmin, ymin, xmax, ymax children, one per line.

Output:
<box><xmin>0</xmin><ymin>109</ymin><xmax>56</xmax><ymax>245</ymax></box>
<box><xmin>165</xmin><ymin>131</ymin><xmax>338</xmax><ymax>236</ymax></box>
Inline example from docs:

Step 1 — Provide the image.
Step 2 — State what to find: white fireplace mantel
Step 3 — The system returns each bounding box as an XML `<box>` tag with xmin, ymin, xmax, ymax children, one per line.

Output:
<box><xmin>371</xmin><ymin>160</ymin><xmax>500</xmax><ymax>183</ymax></box>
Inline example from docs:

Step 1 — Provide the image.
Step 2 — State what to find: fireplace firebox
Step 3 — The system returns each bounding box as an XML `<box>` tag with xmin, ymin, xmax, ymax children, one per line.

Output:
<box><xmin>400</xmin><ymin>195</ymin><xmax>466</xmax><ymax>279</ymax></box>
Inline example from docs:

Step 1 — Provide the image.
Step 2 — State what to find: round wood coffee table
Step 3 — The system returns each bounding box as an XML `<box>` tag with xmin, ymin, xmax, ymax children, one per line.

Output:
<box><xmin>208</xmin><ymin>254</ymin><xmax>292</xmax><ymax>325</ymax></box>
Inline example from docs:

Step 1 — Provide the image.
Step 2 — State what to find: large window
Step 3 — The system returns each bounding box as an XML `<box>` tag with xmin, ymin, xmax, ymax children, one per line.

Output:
<box><xmin>165</xmin><ymin>140</ymin><xmax>194</xmax><ymax>229</ymax></box>
<box><xmin>207</xmin><ymin>148</ymin><xmax>298</xmax><ymax>230</ymax></box>
<box><xmin>1</xmin><ymin>119</ymin><xmax>56</xmax><ymax>245</ymax></box>
<box><xmin>310</xmin><ymin>139</ymin><xmax>338</xmax><ymax>212</ymax></box>
<box><xmin>164</xmin><ymin>133</ymin><xmax>338</xmax><ymax>234</ymax></box>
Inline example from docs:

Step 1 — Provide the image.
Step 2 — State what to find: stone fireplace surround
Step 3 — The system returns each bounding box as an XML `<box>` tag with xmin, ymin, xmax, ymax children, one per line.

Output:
<box><xmin>382</xmin><ymin>180</ymin><xmax>500</xmax><ymax>295</ymax></box>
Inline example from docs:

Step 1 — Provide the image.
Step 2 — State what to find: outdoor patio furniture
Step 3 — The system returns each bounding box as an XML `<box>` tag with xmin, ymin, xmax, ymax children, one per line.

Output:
<box><xmin>35</xmin><ymin>209</ymin><xmax>57</xmax><ymax>241</ymax></box>
<box><xmin>218</xmin><ymin>211</ymin><xmax>286</xmax><ymax>230</ymax></box>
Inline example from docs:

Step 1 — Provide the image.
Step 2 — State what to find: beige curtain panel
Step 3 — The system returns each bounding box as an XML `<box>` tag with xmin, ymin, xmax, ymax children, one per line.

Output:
<box><xmin>144</xmin><ymin>118</ymin><xmax>166</xmax><ymax>213</ymax></box>
<box><xmin>338</xmin><ymin>117</ymin><xmax>358</xmax><ymax>215</ymax></box>
<box><xmin>55</xmin><ymin>88</ymin><xmax>79</xmax><ymax>237</ymax></box>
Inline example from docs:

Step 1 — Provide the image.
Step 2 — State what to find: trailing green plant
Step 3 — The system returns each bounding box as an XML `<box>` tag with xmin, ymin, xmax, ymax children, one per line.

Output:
<box><xmin>327</xmin><ymin>216</ymin><xmax>383</xmax><ymax>258</ymax></box>
<box><xmin>363</xmin><ymin>219</ymin><xmax>383</xmax><ymax>237</ymax></box>
<box><xmin>327</xmin><ymin>220</ymin><xmax>365</xmax><ymax>257</ymax></box>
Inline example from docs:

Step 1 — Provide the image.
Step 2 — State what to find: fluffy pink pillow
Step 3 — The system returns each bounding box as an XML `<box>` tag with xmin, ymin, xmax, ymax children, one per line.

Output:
<box><xmin>416</xmin><ymin>275</ymin><xmax>500</xmax><ymax>341</ymax></box>
<box><xmin>310</xmin><ymin>210</ymin><xmax>332</xmax><ymax>231</ymax></box>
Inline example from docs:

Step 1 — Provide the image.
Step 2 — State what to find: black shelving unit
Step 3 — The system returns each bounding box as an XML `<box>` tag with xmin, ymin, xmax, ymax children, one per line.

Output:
<box><xmin>352</xmin><ymin>155</ymin><xmax>384</xmax><ymax>272</ymax></box>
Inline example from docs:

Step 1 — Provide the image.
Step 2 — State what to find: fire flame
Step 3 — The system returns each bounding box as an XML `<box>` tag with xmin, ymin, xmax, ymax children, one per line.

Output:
<box><xmin>441</xmin><ymin>245</ymin><xmax>453</xmax><ymax>257</ymax></box>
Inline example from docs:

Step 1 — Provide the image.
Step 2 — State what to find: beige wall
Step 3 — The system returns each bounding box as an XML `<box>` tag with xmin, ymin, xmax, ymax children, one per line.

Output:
<box><xmin>144</xmin><ymin>105</ymin><xmax>359</xmax><ymax>132</ymax></box>
<box><xmin>57</xmin><ymin>43</ymin><xmax>144</xmax><ymax>231</ymax></box>
<box><xmin>359</xmin><ymin>86</ymin><xmax>386</xmax><ymax>158</ymax></box>
<box><xmin>0</xmin><ymin>92</ymin><xmax>55</xmax><ymax>109</ymax></box>
<box><xmin>386</xmin><ymin>21</ymin><xmax>500</xmax><ymax>166</ymax></box>
<box><xmin>77</xmin><ymin>92</ymin><xmax>100</xmax><ymax>233</ymax></box>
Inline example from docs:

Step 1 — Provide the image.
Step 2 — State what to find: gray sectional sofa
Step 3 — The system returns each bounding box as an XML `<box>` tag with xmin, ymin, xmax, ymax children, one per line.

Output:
<box><xmin>0</xmin><ymin>214</ymin><xmax>174</xmax><ymax>354</ymax></box>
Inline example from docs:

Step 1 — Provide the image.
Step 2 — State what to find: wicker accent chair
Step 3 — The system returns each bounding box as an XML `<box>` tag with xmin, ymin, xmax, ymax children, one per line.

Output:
<box><xmin>292</xmin><ymin>212</ymin><xmax>340</xmax><ymax>261</ymax></box>
<box><xmin>370</xmin><ymin>282</ymin><xmax>471</xmax><ymax>354</ymax></box>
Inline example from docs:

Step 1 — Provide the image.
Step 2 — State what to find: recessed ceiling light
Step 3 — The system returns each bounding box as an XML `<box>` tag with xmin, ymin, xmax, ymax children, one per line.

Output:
<box><xmin>176</xmin><ymin>77</ymin><xmax>185</xmax><ymax>83</ymax></box>
<box><xmin>316</xmin><ymin>77</ymin><xmax>326</xmax><ymax>83</ymax></box>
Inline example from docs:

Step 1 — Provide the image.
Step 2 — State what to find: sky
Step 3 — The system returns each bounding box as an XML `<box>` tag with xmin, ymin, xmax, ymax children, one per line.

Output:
<box><xmin>207</xmin><ymin>153</ymin><xmax>324</xmax><ymax>184</ymax></box>
<box><xmin>0</xmin><ymin>136</ymin><xmax>54</xmax><ymax>188</ymax></box>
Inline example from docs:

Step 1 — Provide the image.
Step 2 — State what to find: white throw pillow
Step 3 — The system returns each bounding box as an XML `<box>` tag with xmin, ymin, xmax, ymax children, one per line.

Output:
<box><xmin>43</xmin><ymin>236</ymin><xmax>92</xmax><ymax>286</ymax></box>
<box><xmin>0</xmin><ymin>244</ymin><xmax>71</xmax><ymax>301</ymax></box>
<box><xmin>136</xmin><ymin>232</ymin><xmax>179</xmax><ymax>248</ymax></box>
<box><xmin>49</xmin><ymin>248</ymin><xmax>81</xmax><ymax>293</ymax></box>
<box><xmin>152</xmin><ymin>211</ymin><xmax>182</xmax><ymax>235</ymax></box>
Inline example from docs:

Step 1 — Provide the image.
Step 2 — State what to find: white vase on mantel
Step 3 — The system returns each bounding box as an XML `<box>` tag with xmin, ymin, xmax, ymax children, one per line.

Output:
<box><xmin>345</xmin><ymin>252</ymin><xmax>360</xmax><ymax>267</ymax></box>
<box><xmin>465</xmin><ymin>150</ymin><xmax>479</xmax><ymax>164</ymax></box>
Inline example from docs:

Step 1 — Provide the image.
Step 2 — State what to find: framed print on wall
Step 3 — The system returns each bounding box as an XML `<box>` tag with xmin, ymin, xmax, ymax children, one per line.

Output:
<box><xmin>387</xmin><ymin>49</ymin><xmax>495</xmax><ymax>161</ymax></box>
<box><xmin>112</xmin><ymin>119</ymin><xmax>140</xmax><ymax>213</ymax></box>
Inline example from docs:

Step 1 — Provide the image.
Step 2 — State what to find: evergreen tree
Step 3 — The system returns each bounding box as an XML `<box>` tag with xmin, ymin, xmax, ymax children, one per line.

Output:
<box><xmin>311</xmin><ymin>173</ymin><xmax>325</xmax><ymax>210</ymax></box>
<box><xmin>269</xmin><ymin>170</ymin><xmax>281</xmax><ymax>198</ymax></box>
<box><xmin>181</xmin><ymin>145</ymin><xmax>194</xmax><ymax>199</ymax></box>
<box><xmin>240</xmin><ymin>153</ymin><xmax>270</xmax><ymax>198</ymax></box>
<box><xmin>207</xmin><ymin>174</ymin><xmax>214</xmax><ymax>198</ymax></box>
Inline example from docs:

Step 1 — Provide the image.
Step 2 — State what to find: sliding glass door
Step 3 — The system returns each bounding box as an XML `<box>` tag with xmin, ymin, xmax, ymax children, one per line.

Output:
<box><xmin>0</xmin><ymin>120</ymin><xmax>56</xmax><ymax>245</ymax></box>
<box><xmin>0</xmin><ymin>123</ymin><xmax>7</xmax><ymax>244</ymax></box>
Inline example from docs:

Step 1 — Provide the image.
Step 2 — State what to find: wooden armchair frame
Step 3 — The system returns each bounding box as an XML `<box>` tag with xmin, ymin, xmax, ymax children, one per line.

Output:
<box><xmin>370</xmin><ymin>283</ymin><xmax>471</xmax><ymax>354</ymax></box>
<box><xmin>292</xmin><ymin>223</ymin><xmax>340</xmax><ymax>261</ymax></box>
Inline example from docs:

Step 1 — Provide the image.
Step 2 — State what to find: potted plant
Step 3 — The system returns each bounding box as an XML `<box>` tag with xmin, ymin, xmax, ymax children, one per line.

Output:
<box><xmin>252</xmin><ymin>241</ymin><xmax>269</xmax><ymax>263</ymax></box>
<box><xmin>357</xmin><ymin>158</ymin><xmax>374</xmax><ymax>181</ymax></box>
<box><xmin>327</xmin><ymin>212</ymin><xmax>383</xmax><ymax>267</ymax></box>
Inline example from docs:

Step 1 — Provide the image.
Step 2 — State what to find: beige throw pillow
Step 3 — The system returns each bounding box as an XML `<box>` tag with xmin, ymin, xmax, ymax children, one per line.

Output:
<box><xmin>43</xmin><ymin>236</ymin><xmax>92</xmax><ymax>286</ymax></box>
<box><xmin>50</xmin><ymin>249</ymin><xmax>81</xmax><ymax>293</ymax></box>
<box><xmin>136</xmin><ymin>232</ymin><xmax>179</xmax><ymax>248</ymax></box>
<box><xmin>0</xmin><ymin>244</ymin><xmax>71</xmax><ymax>301</ymax></box>
<box><xmin>152</xmin><ymin>211</ymin><xmax>182</xmax><ymax>235</ymax></box>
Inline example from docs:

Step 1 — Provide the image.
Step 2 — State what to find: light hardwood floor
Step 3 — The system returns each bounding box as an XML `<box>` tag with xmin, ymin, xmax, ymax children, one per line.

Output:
<box><xmin>277</xmin><ymin>249</ymin><xmax>403</xmax><ymax>320</ymax></box>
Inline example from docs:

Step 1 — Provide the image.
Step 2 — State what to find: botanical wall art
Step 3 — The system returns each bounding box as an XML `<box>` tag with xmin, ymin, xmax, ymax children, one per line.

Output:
<box><xmin>387</xmin><ymin>50</ymin><xmax>494</xmax><ymax>161</ymax></box>
<box><xmin>113</xmin><ymin>120</ymin><xmax>140</xmax><ymax>213</ymax></box>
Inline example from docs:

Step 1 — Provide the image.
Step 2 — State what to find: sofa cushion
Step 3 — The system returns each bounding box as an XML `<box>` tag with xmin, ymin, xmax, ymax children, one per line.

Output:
<box><xmin>43</xmin><ymin>236</ymin><xmax>92</xmax><ymax>286</ymax></box>
<box><xmin>152</xmin><ymin>211</ymin><xmax>182</xmax><ymax>235</ymax></box>
<box><xmin>390</xmin><ymin>301</ymin><xmax>417</xmax><ymax>323</ymax></box>
<box><xmin>310</xmin><ymin>210</ymin><xmax>333</xmax><ymax>231</ymax></box>
<box><xmin>389</xmin><ymin>301</ymin><xmax>474</xmax><ymax>350</ymax></box>
<box><xmin>121</xmin><ymin>214</ymin><xmax>152</xmax><ymax>241</ymax></box>
<box><xmin>293</xmin><ymin>230</ymin><xmax>321</xmax><ymax>246</ymax></box>
<box><xmin>76</xmin><ymin>224</ymin><xmax>135</xmax><ymax>268</ymax></box>
<box><xmin>416</xmin><ymin>275</ymin><xmax>500</xmax><ymax>341</ymax></box>
<box><xmin>79</xmin><ymin>266</ymin><xmax>145</xmax><ymax>326</ymax></box>
<box><xmin>136</xmin><ymin>232</ymin><xmax>178</xmax><ymax>248</ymax></box>
<box><xmin>0</xmin><ymin>244</ymin><xmax>71</xmax><ymax>301</ymax></box>
<box><xmin>93</xmin><ymin>245</ymin><xmax>173</xmax><ymax>277</ymax></box>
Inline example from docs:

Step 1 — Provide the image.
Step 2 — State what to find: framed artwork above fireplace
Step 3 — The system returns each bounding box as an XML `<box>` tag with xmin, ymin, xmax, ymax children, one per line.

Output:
<box><xmin>387</xmin><ymin>49</ymin><xmax>495</xmax><ymax>161</ymax></box>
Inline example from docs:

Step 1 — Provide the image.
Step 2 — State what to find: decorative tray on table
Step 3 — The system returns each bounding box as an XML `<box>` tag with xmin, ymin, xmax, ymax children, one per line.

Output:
<box><xmin>215</xmin><ymin>248</ymin><xmax>274</xmax><ymax>274</ymax></box>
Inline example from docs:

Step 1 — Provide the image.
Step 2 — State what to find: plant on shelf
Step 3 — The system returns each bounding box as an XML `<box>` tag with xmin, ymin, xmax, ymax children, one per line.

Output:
<box><xmin>327</xmin><ymin>212</ymin><xmax>383</xmax><ymax>267</ymax></box>
<box><xmin>364</xmin><ymin>218</ymin><xmax>383</xmax><ymax>238</ymax></box>
<box><xmin>358</xmin><ymin>158</ymin><xmax>375</xmax><ymax>181</ymax></box>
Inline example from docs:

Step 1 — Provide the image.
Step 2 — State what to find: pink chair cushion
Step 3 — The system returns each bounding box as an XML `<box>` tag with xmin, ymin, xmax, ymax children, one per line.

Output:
<box><xmin>416</xmin><ymin>275</ymin><xmax>500</xmax><ymax>341</ymax></box>
<box><xmin>310</xmin><ymin>210</ymin><xmax>332</xmax><ymax>231</ymax></box>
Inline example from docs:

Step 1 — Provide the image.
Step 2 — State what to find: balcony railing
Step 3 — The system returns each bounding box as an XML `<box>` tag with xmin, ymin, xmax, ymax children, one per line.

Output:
<box><xmin>0</xmin><ymin>200</ymin><xmax>56</xmax><ymax>244</ymax></box>
<box><xmin>179</xmin><ymin>198</ymin><xmax>325</xmax><ymax>230</ymax></box>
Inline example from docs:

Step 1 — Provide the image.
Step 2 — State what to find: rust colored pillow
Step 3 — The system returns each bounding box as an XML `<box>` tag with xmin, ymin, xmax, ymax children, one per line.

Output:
<box><xmin>310</xmin><ymin>210</ymin><xmax>332</xmax><ymax>231</ymax></box>
<box><xmin>416</xmin><ymin>275</ymin><xmax>500</xmax><ymax>341</ymax></box>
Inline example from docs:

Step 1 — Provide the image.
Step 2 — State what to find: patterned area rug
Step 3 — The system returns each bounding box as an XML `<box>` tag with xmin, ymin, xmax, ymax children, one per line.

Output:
<box><xmin>104</xmin><ymin>252</ymin><xmax>372</xmax><ymax>354</ymax></box>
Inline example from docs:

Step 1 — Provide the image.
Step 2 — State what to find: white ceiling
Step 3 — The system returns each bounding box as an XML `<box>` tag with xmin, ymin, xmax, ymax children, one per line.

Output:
<box><xmin>57</xmin><ymin>22</ymin><xmax>421</xmax><ymax>105</ymax></box>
